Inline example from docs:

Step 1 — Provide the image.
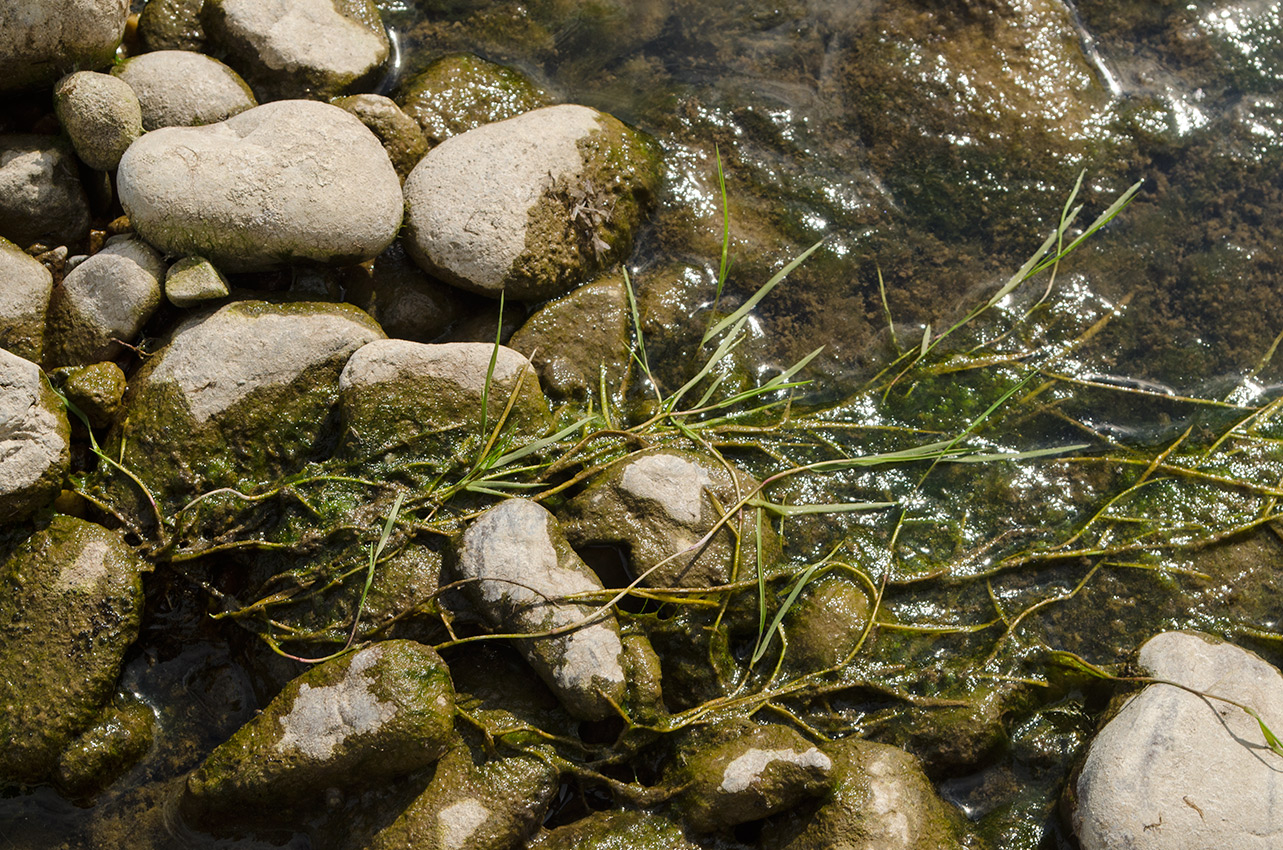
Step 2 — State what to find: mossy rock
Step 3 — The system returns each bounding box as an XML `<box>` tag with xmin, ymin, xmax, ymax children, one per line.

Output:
<box><xmin>529</xmin><ymin>809</ymin><xmax>699</xmax><ymax>849</ymax></box>
<box><xmin>397</xmin><ymin>52</ymin><xmax>554</xmax><ymax>145</ymax></box>
<box><xmin>54</xmin><ymin>361</ymin><xmax>127</xmax><ymax>429</ymax></box>
<box><xmin>182</xmin><ymin>640</ymin><xmax>455</xmax><ymax>825</ymax></box>
<box><xmin>0</xmin><ymin>516</ymin><xmax>147</xmax><ymax>785</ymax></box>
<box><xmin>103</xmin><ymin>300</ymin><xmax>384</xmax><ymax>521</ymax></box>
<box><xmin>54</xmin><ymin>694</ymin><xmax>156</xmax><ymax>800</ymax></box>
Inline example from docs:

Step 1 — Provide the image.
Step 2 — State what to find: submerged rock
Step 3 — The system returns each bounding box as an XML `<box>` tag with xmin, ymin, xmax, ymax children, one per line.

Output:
<box><xmin>365</xmin><ymin>735</ymin><xmax>559</xmax><ymax>850</ymax></box>
<box><xmin>508</xmin><ymin>272</ymin><xmax>631</xmax><ymax>403</ymax></box>
<box><xmin>200</xmin><ymin>0</ymin><xmax>390</xmax><ymax>101</ymax></box>
<box><xmin>403</xmin><ymin>104</ymin><xmax>660</xmax><ymax>301</ymax></box>
<box><xmin>53</xmin><ymin>71</ymin><xmax>144</xmax><ymax>172</ymax></box>
<box><xmin>113</xmin><ymin>50</ymin><xmax>257</xmax><ymax>131</ymax></box>
<box><xmin>0</xmin><ymin>350</ymin><xmax>70</xmax><ymax>521</ymax></box>
<box><xmin>760</xmin><ymin>738</ymin><xmax>976</xmax><ymax>850</ymax></box>
<box><xmin>108</xmin><ymin>300</ymin><xmax>383</xmax><ymax>516</ymax></box>
<box><xmin>45</xmin><ymin>234</ymin><xmax>166</xmax><ymax>367</ymax></box>
<box><xmin>781</xmin><ymin>572</ymin><xmax>872</xmax><ymax>674</ymax></box>
<box><xmin>137</xmin><ymin>0</ymin><xmax>206</xmax><ymax>51</ymax></box>
<box><xmin>453</xmin><ymin>498</ymin><xmax>629</xmax><ymax>721</ymax></box>
<box><xmin>117</xmin><ymin>100</ymin><xmax>403</xmax><ymax>272</ymax></box>
<box><xmin>54</xmin><ymin>695</ymin><xmax>155</xmax><ymax>799</ymax></box>
<box><xmin>1073</xmin><ymin>631</ymin><xmax>1283</xmax><ymax>850</ymax></box>
<box><xmin>0</xmin><ymin>516</ymin><xmax>147</xmax><ymax>784</ymax></box>
<box><xmin>338</xmin><ymin>339</ymin><xmax>549</xmax><ymax>468</ymax></box>
<box><xmin>0</xmin><ymin>0</ymin><xmax>129</xmax><ymax>94</ymax></box>
<box><xmin>671</xmin><ymin>721</ymin><xmax>832</xmax><ymax>833</ymax></box>
<box><xmin>182</xmin><ymin>640</ymin><xmax>454</xmax><ymax>823</ymax></box>
<box><xmin>397</xmin><ymin>52</ymin><xmax>553</xmax><ymax>146</ymax></box>
<box><xmin>529</xmin><ymin>809</ymin><xmax>698</xmax><ymax>849</ymax></box>
<box><xmin>0</xmin><ymin>136</ymin><xmax>90</xmax><ymax>249</ymax></box>
<box><xmin>562</xmin><ymin>448</ymin><xmax>779</xmax><ymax>589</ymax></box>
<box><xmin>0</xmin><ymin>236</ymin><xmax>53</xmax><ymax>362</ymax></box>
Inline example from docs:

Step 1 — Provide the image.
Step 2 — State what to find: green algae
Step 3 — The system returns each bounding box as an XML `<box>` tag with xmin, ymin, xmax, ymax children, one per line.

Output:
<box><xmin>397</xmin><ymin>52</ymin><xmax>554</xmax><ymax>145</ymax></box>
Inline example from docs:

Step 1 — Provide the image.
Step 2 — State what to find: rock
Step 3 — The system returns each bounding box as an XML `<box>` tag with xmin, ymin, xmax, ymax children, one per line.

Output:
<box><xmin>452</xmin><ymin>499</ymin><xmax>629</xmax><ymax>721</ymax></box>
<box><xmin>182</xmin><ymin>640</ymin><xmax>454</xmax><ymax>822</ymax></box>
<box><xmin>0</xmin><ymin>350</ymin><xmax>70</xmax><ymax>521</ymax></box>
<box><xmin>365</xmin><ymin>735</ymin><xmax>559</xmax><ymax>850</ymax></box>
<box><xmin>671</xmin><ymin>721</ymin><xmax>832</xmax><ymax>833</ymax></box>
<box><xmin>508</xmin><ymin>272</ymin><xmax>631</xmax><ymax>403</ymax></box>
<box><xmin>117</xmin><ymin>100</ymin><xmax>403</xmax><ymax>272</ymax></box>
<box><xmin>781</xmin><ymin>572</ymin><xmax>871</xmax><ymax>674</ymax></box>
<box><xmin>55</xmin><ymin>361</ymin><xmax>127</xmax><ymax>429</ymax></box>
<box><xmin>0</xmin><ymin>0</ymin><xmax>129</xmax><ymax>94</ymax></box>
<box><xmin>107</xmin><ymin>300</ymin><xmax>384</xmax><ymax>516</ymax></box>
<box><xmin>760</xmin><ymin>738</ymin><xmax>976</xmax><ymax>850</ymax></box>
<box><xmin>1072</xmin><ymin>631</ymin><xmax>1283</xmax><ymax>850</ymax></box>
<box><xmin>45</xmin><ymin>235</ymin><xmax>166</xmax><ymax>367</ymax></box>
<box><xmin>332</xmin><ymin>93</ymin><xmax>428</xmax><ymax>182</ymax></box>
<box><xmin>54</xmin><ymin>695</ymin><xmax>155</xmax><ymax>799</ymax></box>
<box><xmin>337</xmin><ymin>339</ymin><xmax>550</xmax><ymax>469</ymax></box>
<box><xmin>0</xmin><ymin>516</ymin><xmax>147</xmax><ymax>783</ymax></box>
<box><xmin>0</xmin><ymin>136</ymin><xmax>91</xmax><ymax>249</ymax></box>
<box><xmin>342</xmin><ymin>242</ymin><xmax>470</xmax><ymax>343</ymax></box>
<box><xmin>562</xmin><ymin>448</ymin><xmax>779</xmax><ymax>589</ymax></box>
<box><xmin>397</xmin><ymin>53</ymin><xmax>553</xmax><ymax>146</ymax></box>
<box><xmin>112</xmin><ymin>50</ymin><xmax>257</xmax><ymax>131</ymax></box>
<box><xmin>137</xmin><ymin>0</ymin><xmax>206</xmax><ymax>51</ymax></box>
<box><xmin>53</xmin><ymin>71</ymin><xmax>143</xmax><ymax>172</ymax></box>
<box><xmin>164</xmin><ymin>255</ymin><xmax>230</xmax><ymax>307</ymax></box>
<box><xmin>403</xmin><ymin>104</ymin><xmax>660</xmax><ymax>301</ymax></box>
<box><xmin>529</xmin><ymin>810</ymin><xmax>699</xmax><ymax>850</ymax></box>
<box><xmin>201</xmin><ymin>0</ymin><xmax>390</xmax><ymax>101</ymax></box>
<box><xmin>0</xmin><ymin>236</ymin><xmax>53</xmax><ymax>362</ymax></box>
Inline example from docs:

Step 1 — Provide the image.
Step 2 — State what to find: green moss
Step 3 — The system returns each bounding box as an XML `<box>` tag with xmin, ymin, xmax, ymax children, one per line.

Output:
<box><xmin>54</xmin><ymin>696</ymin><xmax>155</xmax><ymax>800</ymax></box>
<box><xmin>533</xmin><ymin>809</ymin><xmax>698</xmax><ymax>849</ymax></box>
<box><xmin>398</xmin><ymin>52</ymin><xmax>554</xmax><ymax>145</ymax></box>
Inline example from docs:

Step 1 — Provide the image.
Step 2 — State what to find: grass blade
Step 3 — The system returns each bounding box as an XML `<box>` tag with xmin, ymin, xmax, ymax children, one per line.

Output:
<box><xmin>703</xmin><ymin>238</ymin><xmax>826</xmax><ymax>345</ymax></box>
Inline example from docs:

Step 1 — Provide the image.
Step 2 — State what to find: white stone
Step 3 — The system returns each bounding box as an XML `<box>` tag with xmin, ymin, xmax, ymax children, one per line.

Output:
<box><xmin>340</xmin><ymin>339</ymin><xmax>531</xmax><ymax>399</ymax></box>
<box><xmin>438</xmin><ymin>799</ymin><xmax>490</xmax><ymax>850</ymax></box>
<box><xmin>0</xmin><ymin>349</ymin><xmax>70</xmax><ymax>520</ymax></box>
<box><xmin>117</xmin><ymin>99</ymin><xmax>402</xmax><ymax>272</ymax></box>
<box><xmin>113</xmin><ymin>50</ymin><xmax>256</xmax><ymax>130</ymax></box>
<box><xmin>620</xmin><ymin>452</ymin><xmax>712</xmax><ymax>524</ymax></box>
<box><xmin>720</xmin><ymin>747</ymin><xmax>832</xmax><ymax>794</ymax></box>
<box><xmin>1074</xmin><ymin>631</ymin><xmax>1283</xmax><ymax>850</ymax></box>
<box><xmin>0</xmin><ymin>236</ymin><xmax>52</xmax><ymax>362</ymax></box>
<box><xmin>403</xmin><ymin>104</ymin><xmax>602</xmax><ymax>295</ymax></box>
<box><xmin>0</xmin><ymin>0</ymin><xmax>129</xmax><ymax>94</ymax></box>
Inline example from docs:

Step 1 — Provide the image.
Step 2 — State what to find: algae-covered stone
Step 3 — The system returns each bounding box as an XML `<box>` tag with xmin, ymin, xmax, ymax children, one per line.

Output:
<box><xmin>671</xmin><ymin>721</ymin><xmax>832</xmax><ymax>833</ymax></box>
<box><xmin>54</xmin><ymin>695</ymin><xmax>155</xmax><ymax>799</ymax></box>
<box><xmin>57</xmin><ymin>361</ymin><xmax>127</xmax><ymax>429</ymax></box>
<box><xmin>113</xmin><ymin>50</ymin><xmax>257</xmax><ymax>131</ymax></box>
<box><xmin>365</xmin><ymin>735</ymin><xmax>559</xmax><ymax>850</ymax></box>
<box><xmin>397</xmin><ymin>53</ymin><xmax>553</xmax><ymax>146</ymax></box>
<box><xmin>562</xmin><ymin>448</ymin><xmax>779</xmax><ymax>589</ymax></box>
<box><xmin>0</xmin><ymin>235</ymin><xmax>53</xmax><ymax>362</ymax></box>
<box><xmin>529</xmin><ymin>809</ymin><xmax>699</xmax><ymax>849</ymax></box>
<box><xmin>0</xmin><ymin>516</ymin><xmax>147</xmax><ymax>784</ymax></box>
<box><xmin>338</xmin><ymin>339</ymin><xmax>550</xmax><ymax>468</ymax></box>
<box><xmin>201</xmin><ymin>0</ymin><xmax>390</xmax><ymax>101</ymax></box>
<box><xmin>0</xmin><ymin>350</ymin><xmax>70</xmax><ymax>521</ymax></box>
<box><xmin>0</xmin><ymin>136</ymin><xmax>91</xmax><ymax>249</ymax></box>
<box><xmin>781</xmin><ymin>572</ymin><xmax>871</xmax><ymax>673</ymax></box>
<box><xmin>182</xmin><ymin>640</ymin><xmax>454</xmax><ymax>822</ymax></box>
<box><xmin>163</xmin><ymin>255</ymin><xmax>231</xmax><ymax>308</ymax></box>
<box><xmin>137</xmin><ymin>0</ymin><xmax>206</xmax><ymax>51</ymax></box>
<box><xmin>0</xmin><ymin>0</ymin><xmax>129</xmax><ymax>94</ymax></box>
<box><xmin>1073</xmin><ymin>631</ymin><xmax>1283</xmax><ymax>850</ymax></box>
<box><xmin>342</xmin><ymin>242</ymin><xmax>470</xmax><ymax>343</ymax></box>
<box><xmin>332</xmin><ymin>93</ymin><xmax>428</xmax><ymax>182</ymax></box>
<box><xmin>453</xmin><ymin>499</ymin><xmax>629</xmax><ymax>721</ymax></box>
<box><xmin>54</xmin><ymin>71</ymin><xmax>144</xmax><ymax>172</ymax></box>
<box><xmin>108</xmin><ymin>300</ymin><xmax>384</xmax><ymax>516</ymax></box>
<box><xmin>760</xmin><ymin>738</ymin><xmax>976</xmax><ymax>850</ymax></box>
<box><xmin>508</xmin><ymin>272</ymin><xmax>630</xmax><ymax>402</ymax></box>
<box><xmin>403</xmin><ymin>104</ymin><xmax>660</xmax><ymax>301</ymax></box>
<box><xmin>45</xmin><ymin>234</ymin><xmax>166</xmax><ymax>367</ymax></box>
<box><xmin>117</xmin><ymin>100</ymin><xmax>403</xmax><ymax>273</ymax></box>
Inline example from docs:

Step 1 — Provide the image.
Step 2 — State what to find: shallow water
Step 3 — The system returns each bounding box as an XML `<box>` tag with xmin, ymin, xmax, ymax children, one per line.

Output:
<box><xmin>6</xmin><ymin>1</ymin><xmax>1283</xmax><ymax>848</ymax></box>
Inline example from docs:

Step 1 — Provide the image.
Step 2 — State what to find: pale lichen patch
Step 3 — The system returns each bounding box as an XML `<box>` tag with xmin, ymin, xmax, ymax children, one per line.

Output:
<box><xmin>619</xmin><ymin>453</ymin><xmax>712</xmax><ymax>524</ymax></box>
<box><xmin>719</xmin><ymin>747</ymin><xmax>832</xmax><ymax>794</ymax></box>
<box><xmin>275</xmin><ymin>646</ymin><xmax>395</xmax><ymax>760</ymax></box>
<box><xmin>438</xmin><ymin>798</ymin><xmax>490</xmax><ymax>850</ymax></box>
<box><xmin>55</xmin><ymin>538</ymin><xmax>109</xmax><ymax>591</ymax></box>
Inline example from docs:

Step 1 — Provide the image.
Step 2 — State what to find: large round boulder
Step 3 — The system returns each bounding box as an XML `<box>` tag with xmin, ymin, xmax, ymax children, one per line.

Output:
<box><xmin>117</xmin><ymin>100</ymin><xmax>403</xmax><ymax>272</ymax></box>
<box><xmin>403</xmin><ymin>104</ymin><xmax>660</xmax><ymax>301</ymax></box>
